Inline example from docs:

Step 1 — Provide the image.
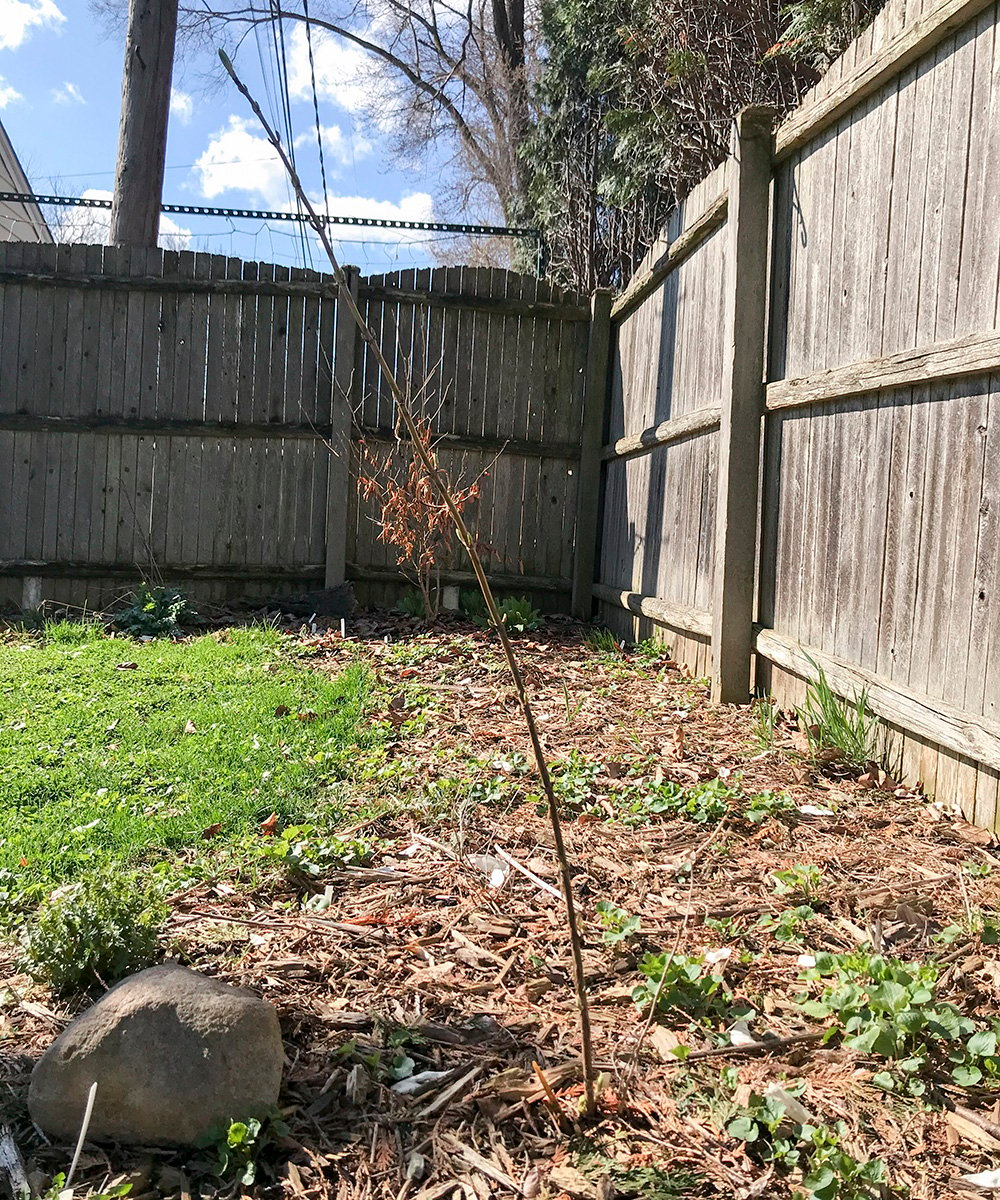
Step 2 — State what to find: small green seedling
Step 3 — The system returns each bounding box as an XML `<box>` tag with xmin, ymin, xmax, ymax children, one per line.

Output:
<box><xmin>750</xmin><ymin>697</ymin><xmax>777</xmax><ymax>749</ymax></box>
<box><xmin>196</xmin><ymin>1111</ymin><xmax>289</xmax><ymax>1186</ymax></box>
<box><xmin>596</xmin><ymin>900</ymin><xmax>641</xmax><ymax>945</ymax></box>
<box><xmin>757</xmin><ymin>904</ymin><xmax>816</xmax><ymax>943</ymax></box>
<box><xmin>632</xmin><ymin>951</ymin><xmax>726</xmax><ymax>1023</ymax></box>
<box><xmin>772</xmin><ymin>863</ymin><xmax>823</xmax><ymax>900</ymax></box>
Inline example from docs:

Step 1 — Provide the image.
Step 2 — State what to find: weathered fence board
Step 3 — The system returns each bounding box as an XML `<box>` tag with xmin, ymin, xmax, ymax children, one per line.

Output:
<box><xmin>0</xmin><ymin>250</ymin><xmax>590</xmax><ymax>613</ymax></box>
<box><xmin>594</xmin><ymin>0</ymin><xmax>1000</xmax><ymax>830</ymax></box>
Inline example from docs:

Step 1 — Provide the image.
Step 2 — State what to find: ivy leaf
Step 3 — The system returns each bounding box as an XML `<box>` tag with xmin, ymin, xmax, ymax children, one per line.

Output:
<box><xmin>951</xmin><ymin>1063</ymin><xmax>983</xmax><ymax>1087</ymax></box>
<box><xmin>968</xmin><ymin>1030</ymin><xmax>998</xmax><ymax>1057</ymax></box>
<box><xmin>727</xmin><ymin>1116</ymin><xmax>759</xmax><ymax>1142</ymax></box>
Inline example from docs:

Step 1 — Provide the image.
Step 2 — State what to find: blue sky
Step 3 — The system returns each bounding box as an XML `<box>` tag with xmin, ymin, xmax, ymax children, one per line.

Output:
<box><xmin>0</xmin><ymin>0</ymin><xmax>472</xmax><ymax>272</ymax></box>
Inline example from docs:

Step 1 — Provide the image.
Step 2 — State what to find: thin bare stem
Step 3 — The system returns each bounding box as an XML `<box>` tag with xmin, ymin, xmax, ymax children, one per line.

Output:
<box><xmin>219</xmin><ymin>49</ymin><xmax>597</xmax><ymax>1115</ymax></box>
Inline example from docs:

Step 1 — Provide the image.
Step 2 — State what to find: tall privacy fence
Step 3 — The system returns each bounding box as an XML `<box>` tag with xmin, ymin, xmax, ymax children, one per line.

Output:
<box><xmin>0</xmin><ymin>246</ymin><xmax>595</xmax><ymax>612</ymax></box>
<box><xmin>2</xmin><ymin>0</ymin><xmax>1000</xmax><ymax>831</ymax></box>
<box><xmin>593</xmin><ymin>0</ymin><xmax>1000</xmax><ymax>829</ymax></box>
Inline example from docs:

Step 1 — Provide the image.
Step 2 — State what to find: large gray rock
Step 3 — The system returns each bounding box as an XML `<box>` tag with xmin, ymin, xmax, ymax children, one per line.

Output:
<box><xmin>29</xmin><ymin>964</ymin><xmax>283</xmax><ymax>1145</ymax></box>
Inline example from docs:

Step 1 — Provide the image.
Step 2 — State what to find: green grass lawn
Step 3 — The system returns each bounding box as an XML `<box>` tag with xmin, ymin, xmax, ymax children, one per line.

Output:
<box><xmin>0</xmin><ymin>622</ymin><xmax>371</xmax><ymax>914</ymax></box>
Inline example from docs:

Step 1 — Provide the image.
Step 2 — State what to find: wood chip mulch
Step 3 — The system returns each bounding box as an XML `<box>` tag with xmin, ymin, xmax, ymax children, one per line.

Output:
<box><xmin>3</xmin><ymin>614</ymin><xmax>1000</xmax><ymax>1200</ymax></box>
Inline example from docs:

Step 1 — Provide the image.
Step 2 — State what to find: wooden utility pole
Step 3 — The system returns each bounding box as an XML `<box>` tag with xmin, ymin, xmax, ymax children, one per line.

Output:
<box><xmin>109</xmin><ymin>0</ymin><xmax>179</xmax><ymax>247</ymax></box>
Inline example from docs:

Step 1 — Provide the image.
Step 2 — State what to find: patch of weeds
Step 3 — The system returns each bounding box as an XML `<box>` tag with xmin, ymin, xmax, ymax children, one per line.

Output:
<box><xmin>933</xmin><ymin>908</ymin><xmax>1000</xmax><ymax>946</ymax></box>
<box><xmin>772</xmin><ymin>864</ymin><xmax>824</xmax><ymax>901</ymax></box>
<box><xmin>459</xmin><ymin>589</ymin><xmax>487</xmax><ymax>620</ymax></box>
<box><xmin>963</xmin><ymin>859</ymin><xmax>994</xmax><ymax>878</ymax></box>
<box><xmin>195</xmin><ymin>1110</ymin><xmax>290</xmax><ymax>1187</ymax></box>
<box><xmin>20</xmin><ymin>870</ymin><xmax>166</xmax><ymax>995</ymax></box>
<box><xmin>798</xmin><ymin>951</ymin><xmax>1000</xmax><ymax>1094</ymax></box>
<box><xmin>797</xmin><ymin>658</ymin><xmax>882</xmax><ymax>772</ymax></box>
<box><xmin>40</xmin><ymin>1177</ymin><xmax>131</xmax><ymax>1200</ymax></box>
<box><xmin>496</xmin><ymin>596</ymin><xmax>541</xmax><ymax>633</ymax></box>
<box><xmin>620</xmin><ymin>776</ymin><xmax>736</xmax><ymax>826</ymax></box>
<box><xmin>744</xmin><ymin>788</ymin><xmax>796</xmax><ymax>823</ymax></box>
<box><xmin>632</xmin><ymin>952</ymin><xmax>728</xmax><ymax>1025</ymax></box>
<box><xmin>114</xmin><ymin>584</ymin><xmax>200</xmax><ymax>638</ymax></box>
<box><xmin>574</xmin><ymin>1148</ymin><xmax>703</xmax><ymax>1198</ymax></box>
<box><xmin>584</xmin><ymin>627</ymin><xmax>623</xmax><ymax>654</ymax></box>
<box><xmin>595</xmin><ymin>900</ymin><xmax>641</xmax><ymax>945</ymax></box>
<box><xmin>397</xmin><ymin>590</ymin><xmax>427</xmax><ymax>619</ymax></box>
<box><xmin>43</xmin><ymin>618</ymin><xmax>105</xmax><ymax>644</ymax></box>
<box><xmin>727</xmin><ymin>1097</ymin><xmax>891</xmax><ymax>1199</ymax></box>
<box><xmin>757</xmin><ymin>904</ymin><xmax>816</xmax><ymax>944</ymax></box>
<box><xmin>547</xmin><ymin>750</ymin><xmax>603</xmax><ymax>812</ymax></box>
<box><xmin>750</xmin><ymin>696</ymin><xmax>777</xmax><ymax>749</ymax></box>
<box><xmin>633</xmin><ymin>637</ymin><xmax>671</xmax><ymax>662</ymax></box>
<box><xmin>272</xmin><ymin>825</ymin><xmax>380</xmax><ymax>880</ymax></box>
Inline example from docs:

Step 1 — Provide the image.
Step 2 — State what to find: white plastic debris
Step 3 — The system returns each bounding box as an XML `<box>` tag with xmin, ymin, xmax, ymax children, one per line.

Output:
<box><xmin>797</xmin><ymin>954</ymin><xmax>817</xmax><ymax>968</ymax></box>
<box><xmin>798</xmin><ymin>804</ymin><xmax>835</xmax><ymax>817</ymax></box>
<box><xmin>961</xmin><ymin>1170</ymin><xmax>1000</xmax><ymax>1189</ymax></box>
<box><xmin>391</xmin><ymin>1070</ymin><xmax>454</xmax><ymax>1097</ymax></box>
<box><xmin>729</xmin><ymin>1019</ymin><xmax>756</xmax><ymax>1047</ymax></box>
<box><xmin>705</xmin><ymin>947</ymin><xmax>733</xmax><ymax>965</ymax></box>
<box><xmin>764</xmin><ymin>1084</ymin><xmax>813</xmax><ymax>1125</ymax></box>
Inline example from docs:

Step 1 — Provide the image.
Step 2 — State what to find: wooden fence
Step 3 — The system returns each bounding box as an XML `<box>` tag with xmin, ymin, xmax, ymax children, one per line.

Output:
<box><xmin>592</xmin><ymin>0</ymin><xmax>1000</xmax><ymax>829</ymax></box>
<box><xmin>0</xmin><ymin>246</ymin><xmax>594</xmax><ymax>612</ymax></box>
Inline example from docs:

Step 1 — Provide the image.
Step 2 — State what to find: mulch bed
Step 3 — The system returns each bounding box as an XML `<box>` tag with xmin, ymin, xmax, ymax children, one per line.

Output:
<box><xmin>3</xmin><ymin>613</ymin><xmax>1000</xmax><ymax>1200</ymax></box>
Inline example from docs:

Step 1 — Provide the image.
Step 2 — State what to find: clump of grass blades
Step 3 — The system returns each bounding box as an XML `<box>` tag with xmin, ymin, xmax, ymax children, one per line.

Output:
<box><xmin>797</xmin><ymin>656</ymin><xmax>882</xmax><ymax>771</ymax></box>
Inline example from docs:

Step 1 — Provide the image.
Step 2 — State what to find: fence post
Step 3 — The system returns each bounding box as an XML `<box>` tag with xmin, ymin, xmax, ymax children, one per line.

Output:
<box><xmin>325</xmin><ymin>266</ymin><xmax>359</xmax><ymax>588</ymax></box>
<box><xmin>711</xmin><ymin>106</ymin><xmax>774</xmax><ymax>704</ymax></box>
<box><xmin>571</xmin><ymin>287</ymin><xmax>613</xmax><ymax>619</ymax></box>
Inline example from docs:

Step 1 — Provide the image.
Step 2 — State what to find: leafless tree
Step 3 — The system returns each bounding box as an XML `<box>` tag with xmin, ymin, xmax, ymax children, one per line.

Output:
<box><xmin>175</xmin><ymin>0</ymin><xmax>536</xmax><ymax>227</ymax></box>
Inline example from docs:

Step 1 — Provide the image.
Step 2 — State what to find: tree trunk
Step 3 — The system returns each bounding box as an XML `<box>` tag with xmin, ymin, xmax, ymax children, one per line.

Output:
<box><xmin>109</xmin><ymin>0</ymin><xmax>178</xmax><ymax>248</ymax></box>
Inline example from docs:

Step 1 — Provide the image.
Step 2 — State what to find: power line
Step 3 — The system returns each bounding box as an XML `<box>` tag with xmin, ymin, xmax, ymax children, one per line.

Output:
<box><xmin>3</xmin><ymin>191</ymin><xmax>539</xmax><ymax>239</ymax></box>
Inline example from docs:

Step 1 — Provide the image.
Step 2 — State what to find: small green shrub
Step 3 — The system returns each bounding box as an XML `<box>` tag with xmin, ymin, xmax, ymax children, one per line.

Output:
<box><xmin>115</xmin><ymin>583</ymin><xmax>198</xmax><ymax>638</ymax></box>
<box><xmin>459</xmin><ymin>588</ymin><xmax>487</xmax><ymax>620</ymax></box>
<box><xmin>20</xmin><ymin>873</ymin><xmax>166</xmax><ymax>994</ymax></box>
<box><xmin>398</xmin><ymin>590</ymin><xmax>427</xmax><ymax>619</ymax></box>
<box><xmin>496</xmin><ymin>596</ymin><xmax>541</xmax><ymax>633</ymax></box>
<box><xmin>797</xmin><ymin>658</ymin><xmax>882</xmax><ymax>771</ymax></box>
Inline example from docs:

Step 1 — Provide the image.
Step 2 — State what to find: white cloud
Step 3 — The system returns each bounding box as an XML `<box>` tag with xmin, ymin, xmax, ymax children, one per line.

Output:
<box><xmin>51</xmin><ymin>80</ymin><xmax>84</xmax><ymax>105</ymax></box>
<box><xmin>294</xmin><ymin>123</ymin><xmax>372</xmax><ymax>169</ymax></box>
<box><xmin>287</xmin><ymin>25</ymin><xmax>371</xmax><ymax>116</ymax></box>
<box><xmin>54</xmin><ymin>189</ymin><xmax>191</xmax><ymax>250</ymax></box>
<box><xmin>0</xmin><ymin>0</ymin><xmax>65</xmax><ymax>51</ymax></box>
<box><xmin>0</xmin><ymin>77</ymin><xmax>21</xmax><ymax>107</ymax></box>
<box><xmin>170</xmin><ymin>88</ymin><xmax>193</xmax><ymax>124</ymax></box>
<box><xmin>193</xmin><ymin>115</ymin><xmax>289</xmax><ymax>206</ymax></box>
<box><xmin>308</xmin><ymin>190</ymin><xmax>436</xmax><ymax>245</ymax></box>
